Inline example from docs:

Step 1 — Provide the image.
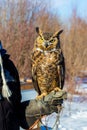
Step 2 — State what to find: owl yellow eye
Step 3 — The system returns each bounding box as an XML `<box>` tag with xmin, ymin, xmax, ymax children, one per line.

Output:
<box><xmin>37</xmin><ymin>37</ymin><xmax>44</xmax><ymax>43</ymax></box>
<box><xmin>50</xmin><ymin>39</ymin><xmax>55</xmax><ymax>43</ymax></box>
<box><xmin>50</xmin><ymin>37</ymin><xmax>58</xmax><ymax>43</ymax></box>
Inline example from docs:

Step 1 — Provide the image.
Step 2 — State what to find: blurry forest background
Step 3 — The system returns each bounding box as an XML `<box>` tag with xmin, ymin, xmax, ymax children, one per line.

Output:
<box><xmin>0</xmin><ymin>0</ymin><xmax>87</xmax><ymax>86</ymax></box>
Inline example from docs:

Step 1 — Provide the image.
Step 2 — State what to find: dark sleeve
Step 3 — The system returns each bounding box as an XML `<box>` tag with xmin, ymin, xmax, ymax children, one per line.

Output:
<box><xmin>3</xmin><ymin>56</ymin><xmax>21</xmax><ymax>107</ymax></box>
<box><xmin>5</xmin><ymin>59</ymin><xmax>29</xmax><ymax>129</ymax></box>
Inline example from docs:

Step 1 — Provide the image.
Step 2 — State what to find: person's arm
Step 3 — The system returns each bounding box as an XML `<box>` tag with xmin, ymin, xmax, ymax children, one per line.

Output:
<box><xmin>3</xmin><ymin>55</ymin><xmax>21</xmax><ymax>106</ymax></box>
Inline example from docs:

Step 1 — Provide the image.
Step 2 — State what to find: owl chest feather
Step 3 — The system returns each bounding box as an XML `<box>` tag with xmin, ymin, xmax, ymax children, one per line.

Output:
<box><xmin>34</xmin><ymin>51</ymin><xmax>59</xmax><ymax>92</ymax></box>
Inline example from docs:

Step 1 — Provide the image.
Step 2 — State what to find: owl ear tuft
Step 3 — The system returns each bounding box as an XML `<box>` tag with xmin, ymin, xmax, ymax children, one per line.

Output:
<box><xmin>36</xmin><ymin>27</ymin><xmax>39</xmax><ymax>33</ymax></box>
<box><xmin>58</xmin><ymin>30</ymin><xmax>63</xmax><ymax>36</ymax></box>
<box><xmin>53</xmin><ymin>29</ymin><xmax>63</xmax><ymax>39</ymax></box>
<box><xmin>35</xmin><ymin>27</ymin><xmax>44</xmax><ymax>39</ymax></box>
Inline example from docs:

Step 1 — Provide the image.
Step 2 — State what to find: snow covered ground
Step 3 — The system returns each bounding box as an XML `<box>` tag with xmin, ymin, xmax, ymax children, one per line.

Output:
<box><xmin>20</xmin><ymin>83</ymin><xmax>87</xmax><ymax>130</ymax></box>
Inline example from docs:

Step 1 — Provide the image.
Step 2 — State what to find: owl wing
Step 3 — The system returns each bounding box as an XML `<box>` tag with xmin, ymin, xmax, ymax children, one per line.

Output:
<box><xmin>57</xmin><ymin>52</ymin><xmax>65</xmax><ymax>89</ymax></box>
<box><xmin>31</xmin><ymin>53</ymin><xmax>41</xmax><ymax>95</ymax></box>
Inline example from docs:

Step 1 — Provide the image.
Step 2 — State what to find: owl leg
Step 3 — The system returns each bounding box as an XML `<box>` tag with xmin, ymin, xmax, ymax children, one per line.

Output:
<box><xmin>52</xmin><ymin>80</ymin><xmax>62</xmax><ymax>92</ymax></box>
<box><xmin>36</xmin><ymin>92</ymin><xmax>48</xmax><ymax>100</ymax></box>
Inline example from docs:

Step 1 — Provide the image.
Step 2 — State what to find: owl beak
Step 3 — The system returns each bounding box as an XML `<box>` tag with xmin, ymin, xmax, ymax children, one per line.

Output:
<box><xmin>44</xmin><ymin>42</ymin><xmax>49</xmax><ymax>48</ymax></box>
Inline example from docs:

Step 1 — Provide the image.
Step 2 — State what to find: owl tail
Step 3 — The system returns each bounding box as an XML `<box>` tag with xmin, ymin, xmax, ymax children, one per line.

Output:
<box><xmin>0</xmin><ymin>53</ymin><xmax>12</xmax><ymax>101</ymax></box>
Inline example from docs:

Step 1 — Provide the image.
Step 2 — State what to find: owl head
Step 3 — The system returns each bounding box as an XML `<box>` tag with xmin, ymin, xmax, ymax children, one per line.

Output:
<box><xmin>34</xmin><ymin>27</ymin><xmax>63</xmax><ymax>52</ymax></box>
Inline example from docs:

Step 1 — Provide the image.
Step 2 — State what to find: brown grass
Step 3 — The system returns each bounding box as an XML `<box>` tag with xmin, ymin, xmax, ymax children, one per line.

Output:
<box><xmin>21</xmin><ymin>82</ymin><xmax>34</xmax><ymax>90</ymax></box>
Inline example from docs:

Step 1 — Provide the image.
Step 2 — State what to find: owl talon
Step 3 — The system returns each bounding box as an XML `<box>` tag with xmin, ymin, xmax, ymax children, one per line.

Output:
<box><xmin>53</xmin><ymin>87</ymin><xmax>61</xmax><ymax>92</ymax></box>
<box><xmin>36</xmin><ymin>92</ymin><xmax>47</xmax><ymax>100</ymax></box>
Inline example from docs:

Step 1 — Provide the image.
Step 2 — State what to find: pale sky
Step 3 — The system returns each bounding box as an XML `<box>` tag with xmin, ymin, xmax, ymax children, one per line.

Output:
<box><xmin>0</xmin><ymin>0</ymin><xmax>87</xmax><ymax>23</ymax></box>
<box><xmin>50</xmin><ymin>0</ymin><xmax>87</xmax><ymax>22</ymax></box>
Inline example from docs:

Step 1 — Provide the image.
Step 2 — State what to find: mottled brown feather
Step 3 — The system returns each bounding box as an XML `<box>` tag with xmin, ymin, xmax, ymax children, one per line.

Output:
<box><xmin>31</xmin><ymin>28</ymin><xmax>65</xmax><ymax>99</ymax></box>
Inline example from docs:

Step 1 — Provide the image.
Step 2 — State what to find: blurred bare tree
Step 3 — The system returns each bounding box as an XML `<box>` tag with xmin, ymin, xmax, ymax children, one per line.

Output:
<box><xmin>64</xmin><ymin>9</ymin><xmax>87</xmax><ymax>79</ymax></box>
<box><xmin>0</xmin><ymin>0</ymin><xmax>87</xmax><ymax>85</ymax></box>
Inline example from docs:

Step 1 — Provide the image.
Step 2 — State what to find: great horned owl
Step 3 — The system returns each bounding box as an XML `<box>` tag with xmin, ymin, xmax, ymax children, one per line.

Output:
<box><xmin>31</xmin><ymin>27</ymin><xmax>65</xmax><ymax>99</ymax></box>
